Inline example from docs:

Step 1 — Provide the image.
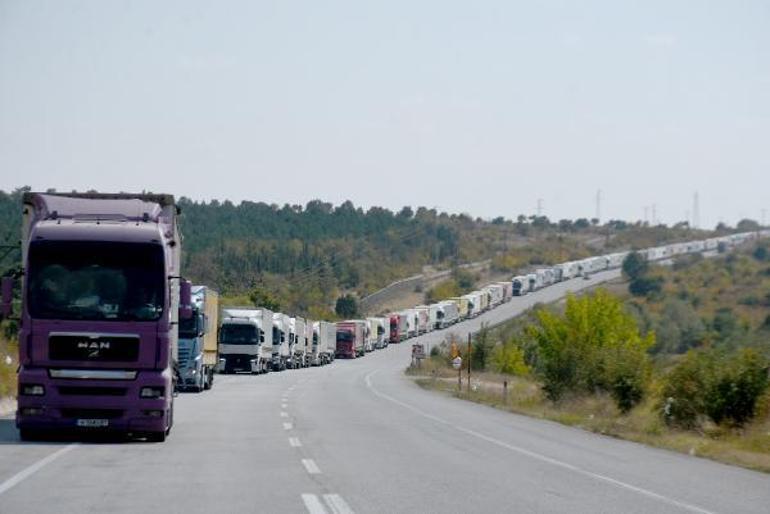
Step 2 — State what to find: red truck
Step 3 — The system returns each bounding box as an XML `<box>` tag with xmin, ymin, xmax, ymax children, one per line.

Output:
<box><xmin>335</xmin><ymin>320</ymin><xmax>365</xmax><ymax>358</ymax></box>
<box><xmin>389</xmin><ymin>313</ymin><xmax>408</xmax><ymax>344</ymax></box>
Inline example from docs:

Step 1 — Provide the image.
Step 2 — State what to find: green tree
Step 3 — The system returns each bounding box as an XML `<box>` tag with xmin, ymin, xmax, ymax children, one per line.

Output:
<box><xmin>335</xmin><ymin>294</ymin><xmax>359</xmax><ymax>318</ymax></box>
<box><xmin>249</xmin><ymin>286</ymin><xmax>282</xmax><ymax>311</ymax></box>
<box><xmin>622</xmin><ymin>252</ymin><xmax>648</xmax><ymax>281</ymax></box>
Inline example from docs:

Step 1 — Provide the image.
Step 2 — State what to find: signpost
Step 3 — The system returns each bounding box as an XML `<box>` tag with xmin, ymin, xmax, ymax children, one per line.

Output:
<box><xmin>412</xmin><ymin>343</ymin><xmax>426</xmax><ymax>367</ymax></box>
<box><xmin>452</xmin><ymin>356</ymin><xmax>462</xmax><ymax>391</ymax></box>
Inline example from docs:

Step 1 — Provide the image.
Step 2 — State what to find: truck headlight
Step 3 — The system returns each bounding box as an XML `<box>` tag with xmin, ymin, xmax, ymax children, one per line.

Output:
<box><xmin>21</xmin><ymin>384</ymin><xmax>45</xmax><ymax>396</ymax></box>
<box><xmin>140</xmin><ymin>387</ymin><xmax>165</xmax><ymax>399</ymax></box>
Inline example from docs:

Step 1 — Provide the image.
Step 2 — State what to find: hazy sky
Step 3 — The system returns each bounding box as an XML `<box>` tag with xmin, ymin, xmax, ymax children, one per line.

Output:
<box><xmin>1</xmin><ymin>1</ymin><xmax>768</xmax><ymax>227</ymax></box>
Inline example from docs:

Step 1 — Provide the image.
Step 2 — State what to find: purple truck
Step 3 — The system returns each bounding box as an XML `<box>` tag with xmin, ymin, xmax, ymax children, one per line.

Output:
<box><xmin>1</xmin><ymin>192</ymin><xmax>191</xmax><ymax>442</ymax></box>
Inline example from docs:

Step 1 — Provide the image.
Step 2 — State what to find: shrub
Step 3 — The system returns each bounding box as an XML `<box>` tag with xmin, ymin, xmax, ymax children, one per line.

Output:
<box><xmin>491</xmin><ymin>341</ymin><xmax>529</xmax><ymax>376</ymax></box>
<box><xmin>660</xmin><ymin>352</ymin><xmax>710</xmax><ymax>428</ymax></box>
<box><xmin>704</xmin><ymin>349</ymin><xmax>769</xmax><ymax>425</ymax></box>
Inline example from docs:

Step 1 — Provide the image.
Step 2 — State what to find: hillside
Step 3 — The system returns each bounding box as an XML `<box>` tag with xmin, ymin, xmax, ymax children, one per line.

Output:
<box><xmin>0</xmin><ymin>187</ymin><xmax>723</xmax><ymax>319</ymax></box>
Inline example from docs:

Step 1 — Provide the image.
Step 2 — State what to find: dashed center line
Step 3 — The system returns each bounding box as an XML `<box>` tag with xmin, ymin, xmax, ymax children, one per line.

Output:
<box><xmin>301</xmin><ymin>459</ymin><xmax>321</xmax><ymax>474</ymax></box>
<box><xmin>283</xmin><ymin>422</ymin><xmax>293</xmax><ymax>430</ymax></box>
<box><xmin>289</xmin><ymin>437</ymin><xmax>302</xmax><ymax>447</ymax></box>
<box><xmin>280</xmin><ymin>411</ymin><xmax>289</xmax><ymax>418</ymax></box>
<box><xmin>302</xmin><ymin>494</ymin><xmax>355</xmax><ymax>514</ymax></box>
<box><xmin>0</xmin><ymin>444</ymin><xmax>78</xmax><ymax>496</ymax></box>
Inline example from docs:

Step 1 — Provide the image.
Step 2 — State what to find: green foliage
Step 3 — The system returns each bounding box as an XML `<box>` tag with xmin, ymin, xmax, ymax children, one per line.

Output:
<box><xmin>629</xmin><ymin>276</ymin><xmax>664</xmax><ymax>297</ymax></box>
<box><xmin>335</xmin><ymin>294</ymin><xmax>359</xmax><ymax>318</ymax></box>
<box><xmin>452</xmin><ymin>267</ymin><xmax>477</xmax><ymax>290</ymax></box>
<box><xmin>491</xmin><ymin>341</ymin><xmax>529</xmax><ymax>376</ymax></box>
<box><xmin>249</xmin><ymin>287</ymin><xmax>281</xmax><ymax>311</ymax></box>
<box><xmin>662</xmin><ymin>349</ymin><xmax>769</xmax><ymax>428</ymax></box>
<box><xmin>471</xmin><ymin>326</ymin><xmax>494</xmax><ymax>371</ymax></box>
<box><xmin>424</xmin><ymin>279</ymin><xmax>461</xmax><ymax>304</ymax></box>
<box><xmin>622</xmin><ymin>252</ymin><xmax>649</xmax><ymax>281</ymax></box>
<box><xmin>525</xmin><ymin>290</ymin><xmax>653</xmax><ymax>411</ymax></box>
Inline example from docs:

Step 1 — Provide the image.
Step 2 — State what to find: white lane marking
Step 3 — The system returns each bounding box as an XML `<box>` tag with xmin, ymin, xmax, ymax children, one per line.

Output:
<box><xmin>302</xmin><ymin>493</ymin><xmax>327</xmax><ymax>514</ymax></box>
<box><xmin>280</xmin><ymin>411</ymin><xmax>289</xmax><ymax>418</ymax></box>
<box><xmin>281</xmin><ymin>403</ymin><xmax>288</xmax><ymax>409</ymax></box>
<box><xmin>365</xmin><ymin>371</ymin><xmax>715</xmax><ymax>514</ymax></box>
<box><xmin>324</xmin><ymin>494</ymin><xmax>354</xmax><ymax>514</ymax></box>
<box><xmin>302</xmin><ymin>458</ymin><xmax>321</xmax><ymax>474</ymax></box>
<box><xmin>0</xmin><ymin>444</ymin><xmax>78</xmax><ymax>496</ymax></box>
<box><xmin>289</xmin><ymin>437</ymin><xmax>302</xmax><ymax>447</ymax></box>
<box><xmin>283</xmin><ymin>422</ymin><xmax>293</xmax><ymax>430</ymax></box>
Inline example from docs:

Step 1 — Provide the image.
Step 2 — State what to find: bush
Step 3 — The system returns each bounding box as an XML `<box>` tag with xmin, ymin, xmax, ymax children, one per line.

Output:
<box><xmin>704</xmin><ymin>349</ymin><xmax>769</xmax><ymax>425</ymax></box>
<box><xmin>491</xmin><ymin>341</ymin><xmax>529</xmax><ymax>376</ymax></box>
<box><xmin>661</xmin><ymin>349</ymin><xmax>769</xmax><ymax>428</ymax></box>
<box><xmin>629</xmin><ymin>276</ymin><xmax>664</xmax><ymax>297</ymax></box>
<box><xmin>526</xmin><ymin>290</ymin><xmax>653</xmax><ymax>410</ymax></box>
<box><xmin>471</xmin><ymin>326</ymin><xmax>494</xmax><ymax>371</ymax></box>
<box><xmin>334</xmin><ymin>294</ymin><xmax>359</xmax><ymax>318</ymax></box>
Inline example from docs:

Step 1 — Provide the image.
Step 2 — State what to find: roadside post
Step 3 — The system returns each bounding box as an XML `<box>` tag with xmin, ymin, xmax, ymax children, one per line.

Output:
<box><xmin>452</xmin><ymin>356</ymin><xmax>462</xmax><ymax>391</ymax></box>
<box><xmin>467</xmin><ymin>333</ymin><xmax>472</xmax><ymax>392</ymax></box>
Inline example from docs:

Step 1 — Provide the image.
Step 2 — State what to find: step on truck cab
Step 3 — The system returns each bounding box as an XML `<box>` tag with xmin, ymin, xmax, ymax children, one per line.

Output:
<box><xmin>178</xmin><ymin>286</ymin><xmax>220</xmax><ymax>391</ymax></box>
<box><xmin>335</xmin><ymin>320</ymin><xmax>365</xmax><ymax>358</ymax></box>
<box><xmin>272</xmin><ymin>313</ymin><xmax>292</xmax><ymax>370</ymax></box>
<box><xmin>218</xmin><ymin>308</ymin><xmax>272</xmax><ymax>374</ymax></box>
<box><xmin>8</xmin><ymin>192</ymin><xmax>190</xmax><ymax>442</ymax></box>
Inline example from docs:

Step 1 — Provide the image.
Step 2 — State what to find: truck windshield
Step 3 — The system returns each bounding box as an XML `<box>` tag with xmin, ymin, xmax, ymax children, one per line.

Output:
<box><xmin>220</xmin><ymin>324</ymin><xmax>258</xmax><ymax>344</ymax></box>
<box><xmin>179</xmin><ymin>312</ymin><xmax>202</xmax><ymax>338</ymax></box>
<box><xmin>336</xmin><ymin>331</ymin><xmax>354</xmax><ymax>343</ymax></box>
<box><xmin>28</xmin><ymin>241</ymin><xmax>164</xmax><ymax>321</ymax></box>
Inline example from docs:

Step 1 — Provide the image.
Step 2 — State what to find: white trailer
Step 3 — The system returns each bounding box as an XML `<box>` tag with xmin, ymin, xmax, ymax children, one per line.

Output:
<box><xmin>219</xmin><ymin>308</ymin><xmax>273</xmax><ymax>374</ymax></box>
<box><xmin>311</xmin><ymin>321</ymin><xmax>336</xmax><ymax>365</ymax></box>
<box><xmin>402</xmin><ymin>308</ymin><xmax>418</xmax><ymax>339</ymax></box>
<box><xmin>496</xmin><ymin>282</ymin><xmax>513</xmax><ymax>302</ymax></box>
<box><xmin>414</xmin><ymin>306</ymin><xmax>430</xmax><ymax>334</ymax></box>
<box><xmin>303</xmin><ymin>319</ymin><xmax>315</xmax><ymax>365</ymax></box>
<box><xmin>429</xmin><ymin>303</ymin><xmax>445</xmax><ymax>330</ymax></box>
<box><xmin>461</xmin><ymin>293</ymin><xmax>480</xmax><ymax>317</ymax></box>
<box><xmin>272</xmin><ymin>313</ymin><xmax>292</xmax><ymax>371</ymax></box>
<box><xmin>483</xmin><ymin>284</ymin><xmax>504</xmax><ymax>307</ymax></box>
<box><xmin>289</xmin><ymin>317</ymin><xmax>307</xmax><ymax>368</ymax></box>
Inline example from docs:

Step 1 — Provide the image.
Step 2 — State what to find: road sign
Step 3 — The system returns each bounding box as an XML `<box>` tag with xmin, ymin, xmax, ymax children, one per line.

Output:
<box><xmin>452</xmin><ymin>356</ymin><xmax>462</xmax><ymax>370</ymax></box>
<box><xmin>412</xmin><ymin>344</ymin><xmax>426</xmax><ymax>360</ymax></box>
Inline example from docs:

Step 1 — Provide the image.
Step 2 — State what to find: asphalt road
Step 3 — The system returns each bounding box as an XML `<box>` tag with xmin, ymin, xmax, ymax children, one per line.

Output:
<box><xmin>2</xmin><ymin>270</ymin><xmax>770</xmax><ymax>513</ymax></box>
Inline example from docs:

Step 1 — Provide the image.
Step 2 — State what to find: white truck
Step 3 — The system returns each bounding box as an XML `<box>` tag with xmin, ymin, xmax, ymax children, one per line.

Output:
<box><xmin>219</xmin><ymin>308</ymin><xmax>273</xmax><ymax>374</ymax></box>
<box><xmin>290</xmin><ymin>316</ymin><xmax>307</xmax><ymax>368</ymax></box>
<box><xmin>272</xmin><ymin>313</ymin><xmax>292</xmax><ymax>371</ymax></box>
<box><xmin>304</xmin><ymin>319</ymin><xmax>315</xmax><ymax>366</ymax></box>
<box><xmin>414</xmin><ymin>306</ymin><xmax>430</xmax><ymax>334</ymax></box>
<box><xmin>512</xmin><ymin>276</ymin><xmax>529</xmax><ymax>296</ymax></box>
<box><xmin>402</xmin><ymin>308</ymin><xmax>418</xmax><ymax>339</ymax></box>
<box><xmin>484</xmin><ymin>284</ymin><xmax>504</xmax><ymax>307</ymax></box>
<box><xmin>439</xmin><ymin>300</ymin><xmax>459</xmax><ymax>325</ymax></box>
<box><xmin>312</xmin><ymin>321</ymin><xmax>336</xmax><ymax>365</ymax></box>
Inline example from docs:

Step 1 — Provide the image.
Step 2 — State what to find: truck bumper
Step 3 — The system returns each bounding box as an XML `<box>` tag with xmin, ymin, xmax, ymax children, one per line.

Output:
<box><xmin>16</xmin><ymin>367</ymin><xmax>171</xmax><ymax>434</ymax></box>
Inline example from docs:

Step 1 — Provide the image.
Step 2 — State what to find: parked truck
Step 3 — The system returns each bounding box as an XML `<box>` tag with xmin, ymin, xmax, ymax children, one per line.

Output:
<box><xmin>335</xmin><ymin>320</ymin><xmax>365</xmax><ymax>358</ymax></box>
<box><xmin>218</xmin><ymin>308</ymin><xmax>273</xmax><ymax>375</ymax></box>
<box><xmin>178</xmin><ymin>286</ymin><xmax>219</xmax><ymax>391</ymax></box>
<box><xmin>312</xmin><ymin>321</ymin><xmax>336</xmax><ymax>365</ymax></box>
<box><xmin>272</xmin><ymin>313</ymin><xmax>292</xmax><ymax>370</ymax></box>
<box><xmin>304</xmin><ymin>319</ymin><xmax>315</xmax><ymax>366</ymax></box>
<box><xmin>6</xmin><ymin>192</ymin><xmax>188</xmax><ymax>442</ymax></box>
<box><xmin>289</xmin><ymin>316</ymin><xmax>307</xmax><ymax>368</ymax></box>
<box><xmin>388</xmin><ymin>313</ymin><xmax>404</xmax><ymax>344</ymax></box>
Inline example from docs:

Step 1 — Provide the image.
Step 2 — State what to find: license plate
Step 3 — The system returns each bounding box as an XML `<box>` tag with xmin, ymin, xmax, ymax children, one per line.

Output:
<box><xmin>76</xmin><ymin>419</ymin><xmax>109</xmax><ymax>428</ymax></box>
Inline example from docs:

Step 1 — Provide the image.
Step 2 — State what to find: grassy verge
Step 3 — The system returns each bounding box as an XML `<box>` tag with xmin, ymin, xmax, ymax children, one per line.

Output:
<box><xmin>0</xmin><ymin>335</ymin><xmax>17</xmax><ymax>399</ymax></box>
<box><xmin>408</xmin><ymin>362</ymin><xmax>770</xmax><ymax>473</ymax></box>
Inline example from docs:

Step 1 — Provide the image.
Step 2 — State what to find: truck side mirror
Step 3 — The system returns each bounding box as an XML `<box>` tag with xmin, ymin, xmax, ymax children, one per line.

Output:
<box><xmin>1</xmin><ymin>277</ymin><xmax>13</xmax><ymax>318</ymax></box>
<box><xmin>179</xmin><ymin>279</ymin><xmax>193</xmax><ymax>320</ymax></box>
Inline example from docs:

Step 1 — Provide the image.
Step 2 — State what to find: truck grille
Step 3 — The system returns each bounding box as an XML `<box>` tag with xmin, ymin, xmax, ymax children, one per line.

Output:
<box><xmin>60</xmin><ymin>408</ymin><xmax>124</xmax><ymax>419</ymax></box>
<box><xmin>49</xmin><ymin>335</ymin><xmax>140</xmax><ymax>362</ymax></box>
<box><xmin>58</xmin><ymin>386</ymin><xmax>127</xmax><ymax>397</ymax></box>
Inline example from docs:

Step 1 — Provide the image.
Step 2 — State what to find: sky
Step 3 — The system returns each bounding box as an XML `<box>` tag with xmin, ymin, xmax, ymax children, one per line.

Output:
<box><xmin>0</xmin><ymin>1</ymin><xmax>768</xmax><ymax>228</ymax></box>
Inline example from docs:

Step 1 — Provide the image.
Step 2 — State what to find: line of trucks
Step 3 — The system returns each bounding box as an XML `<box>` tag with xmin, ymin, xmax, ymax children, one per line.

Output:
<box><xmin>1</xmin><ymin>191</ymin><xmax>767</xmax><ymax>442</ymax></box>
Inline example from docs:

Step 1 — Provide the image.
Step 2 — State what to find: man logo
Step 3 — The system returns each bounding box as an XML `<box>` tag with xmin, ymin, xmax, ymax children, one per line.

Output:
<box><xmin>78</xmin><ymin>340</ymin><xmax>111</xmax><ymax>358</ymax></box>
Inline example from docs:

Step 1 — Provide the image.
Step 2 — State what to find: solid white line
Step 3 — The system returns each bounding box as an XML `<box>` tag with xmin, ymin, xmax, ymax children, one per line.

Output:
<box><xmin>0</xmin><ymin>444</ymin><xmax>77</xmax><ymax>496</ymax></box>
<box><xmin>302</xmin><ymin>493</ymin><xmax>327</xmax><ymax>514</ymax></box>
<box><xmin>283</xmin><ymin>422</ymin><xmax>293</xmax><ymax>430</ymax></box>
<box><xmin>324</xmin><ymin>494</ymin><xmax>354</xmax><ymax>514</ymax></box>
<box><xmin>280</xmin><ymin>411</ymin><xmax>289</xmax><ymax>418</ymax></box>
<box><xmin>302</xmin><ymin>458</ymin><xmax>321</xmax><ymax>474</ymax></box>
<box><xmin>365</xmin><ymin>371</ymin><xmax>715</xmax><ymax>514</ymax></box>
<box><xmin>289</xmin><ymin>437</ymin><xmax>302</xmax><ymax>447</ymax></box>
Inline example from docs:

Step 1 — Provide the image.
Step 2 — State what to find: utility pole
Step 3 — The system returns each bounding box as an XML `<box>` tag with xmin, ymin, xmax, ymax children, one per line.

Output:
<box><xmin>693</xmin><ymin>192</ymin><xmax>700</xmax><ymax>230</ymax></box>
<box><xmin>652</xmin><ymin>204</ymin><xmax>657</xmax><ymax>226</ymax></box>
<box><xmin>595</xmin><ymin>189</ymin><xmax>602</xmax><ymax>223</ymax></box>
<box><xmin>536</xmin><ymin>198</ymin><xmax>544</xmax><ymax>217</ymax></box>
<box><xmin>762</xmin><ymin>208</ymin><xmax>767</xmax><ymax>227</ymax></box>
<box><xmin>643</xmin><ymin>206</ymin><xmax>649</xmax><ymax>225</ymax></box>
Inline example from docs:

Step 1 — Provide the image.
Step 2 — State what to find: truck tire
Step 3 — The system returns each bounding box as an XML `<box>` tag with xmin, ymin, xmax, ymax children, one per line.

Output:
<box><xmin>19</xmin><ymin>429</ymin><xmax>42</xmax><ymax>442</ymax></box>
<box><xmin>146</xmin><ymin>431</ymin><xmax>166</xmax><ymax>443</ymax></box>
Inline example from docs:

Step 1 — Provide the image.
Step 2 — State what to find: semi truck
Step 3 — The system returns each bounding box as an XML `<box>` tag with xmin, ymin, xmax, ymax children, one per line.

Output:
<box><xmin>272</xmin><ymin>313</ymin><xmax>292</xmax><ymax>370</ymax></box>
<box><xmin>303</xmin><ymin>319</ymin><xmax>315</xmax><ymax>366</ymax></box>
<box><xmin>8</xmin><ymin>192</ymin><xmax>189</xmax><ymax>442</ymax></box>
<box><xmin>388</xmin><ymin>313</ymin><xmax>403</xmax><ymax>344</ymax></box>
<box><xmin>312</xmin><ymin>321</ymin><xmax>336</xmax><ymax>365</ymax></box>
<box><xmin>512</xmin><ymin>276</ymin><xmax>529</xmax><ymax>296</ymax></box>
<box><xmin>289</xmin><ymin>316</ymin><xmax>306</xmax><ymax>368</ymax></box>
<box><xmin>178</xmin><ymin>286</ymin><xmax>220</xmax><ymax>391</ymax></box>
<box><xmin>218</xmin><ymin>308</ymin><xmax>272</xmax><ymax>374</ymax></box>
<box><xmin>335</xmin><ymin>320</ymin><xmax>365</xmax><ymax>358</ymax></box>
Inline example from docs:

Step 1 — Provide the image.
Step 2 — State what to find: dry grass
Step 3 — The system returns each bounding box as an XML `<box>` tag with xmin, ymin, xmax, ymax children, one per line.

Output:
<box><xmin>412</xmin><ymin>369</ymin><xmax>770</xmax><ymax>473</ymax></box>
